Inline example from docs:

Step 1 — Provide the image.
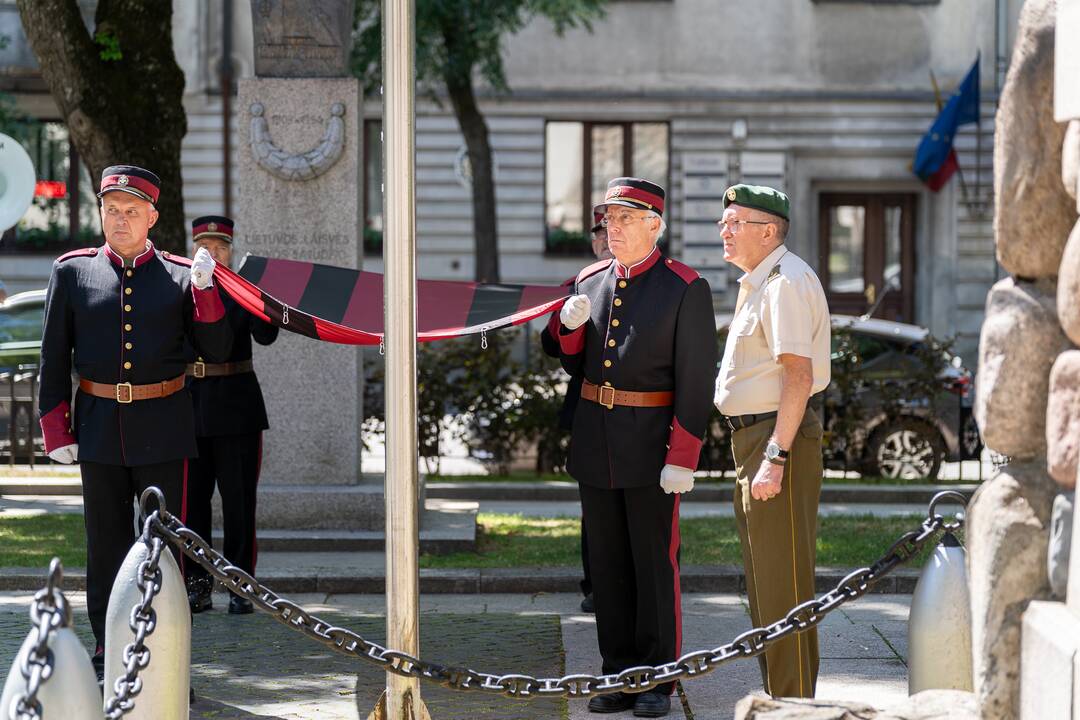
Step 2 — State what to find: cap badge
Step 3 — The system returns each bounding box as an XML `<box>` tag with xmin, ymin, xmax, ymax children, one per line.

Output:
<box><xmin>609</xmin><ymin>187</ymin><xmax>622</xmax><ymax>198</ymax></box>
<box><xmin>726</xmin><ymin>188</ymin><xmax>737</xmax><ymax>201</ymax></box>
<box><xmin>207</xmin><ymin>222</ymin><xmax>218</xmax><ymax>232</ymax></box>
<box><xmin>118</xmin><ymin>175</ymin><xmax>130</xmax><ymax>187</ymax></box>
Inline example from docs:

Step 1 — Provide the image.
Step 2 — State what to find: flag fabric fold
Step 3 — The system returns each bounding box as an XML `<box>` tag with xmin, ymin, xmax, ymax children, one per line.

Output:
<box><xmin>175</xmin><ymin>254</ymin><xmax>572</xmax><ymax>345</ymax></box>
<box><xmin>913</xmin><ymin>57</ymin><xmax>980</xmax><ymax>191</ymax></box>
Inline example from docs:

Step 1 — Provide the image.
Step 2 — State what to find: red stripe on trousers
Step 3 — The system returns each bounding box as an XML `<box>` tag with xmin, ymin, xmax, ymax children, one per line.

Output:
<box><xmin>669</xmin><ymin>495</ymin><xmax>682</xmax><ymax>660</ymax></box>
<box><xmin>253</xmin><ymin>433</ymin><xmax>262</xmax><ymax>571</ymax></box>
<box><xmin>180</xmin><ymin>458</ymin><xmax>189</xmax><ymax>576</ymax></box>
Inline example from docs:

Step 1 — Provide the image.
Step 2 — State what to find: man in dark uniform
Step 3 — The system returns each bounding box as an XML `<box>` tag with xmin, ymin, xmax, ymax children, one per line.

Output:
<box><xmin>37</xmin><ymin>165</ymin><xmax>232</xmax><ymax>679</ymax></box>
<box><xmin>183</xmin><ymin>216</ymin><xmax>279</xmax><ymax>615</ymax></box>
<box><xmin>541</xmin><ymin>212</ymin><xmax>611</xmax><ymax>614</ymax></box>
<box><xmin>557</xmin><ymin>177</ymin><xmax>717</xmax><ymax>717</ymax></box>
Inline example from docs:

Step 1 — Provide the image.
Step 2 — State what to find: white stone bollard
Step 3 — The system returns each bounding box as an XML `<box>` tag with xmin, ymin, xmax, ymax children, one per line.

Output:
<box><xmin>908</xmin><ymin>532</ymin><xmax>973</xmax><ymax>695</ymax></box>
<box><xmin>104</xmin><ymin>538</ymin><xmax>190</xmax><ymax>719</ymax></box>
<box><xmin>1</xmin><ymin>625</ymin><xmax>101</xmax><ymax>720</ymax></box>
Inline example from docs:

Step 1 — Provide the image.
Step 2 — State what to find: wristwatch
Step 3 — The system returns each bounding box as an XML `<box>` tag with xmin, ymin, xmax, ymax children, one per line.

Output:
<box><xmin>764</xmin><ymin>440</ymin><xmax>789</xmax><ymax>464</ymax></box>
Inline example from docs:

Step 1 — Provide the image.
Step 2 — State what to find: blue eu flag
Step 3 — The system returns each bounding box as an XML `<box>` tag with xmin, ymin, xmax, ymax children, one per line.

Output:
<box><xmin>913</xmin><ymin>58</ymin><xmax>980</xmax><ymax>189</ymax></box>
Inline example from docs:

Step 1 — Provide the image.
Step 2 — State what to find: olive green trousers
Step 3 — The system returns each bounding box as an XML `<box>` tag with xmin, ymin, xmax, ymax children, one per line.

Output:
<box><xmin>731</xmin><ymin>409</ymin><xmax>823</xmax><ymax>698</ymax></box>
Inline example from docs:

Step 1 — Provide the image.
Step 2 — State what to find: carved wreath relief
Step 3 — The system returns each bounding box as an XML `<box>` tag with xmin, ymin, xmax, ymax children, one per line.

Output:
<box><xmin>249</xmin><ymin>101</ymin><xmax>346</xmax><ymax>181</ymax></box>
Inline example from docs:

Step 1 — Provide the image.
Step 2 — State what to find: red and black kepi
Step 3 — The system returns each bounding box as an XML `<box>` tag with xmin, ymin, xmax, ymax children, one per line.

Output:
<box><xmin>97</xmin><ymin>165</ymin><xmax>161</xmax><ymax>205</ymax></box>
<box><xmin>590</xmin><ymin>211</ymin><xmax>605</xmax><ymax>234</ymax></box>
<box><xmin>594</xmin><ymin>177</ymin><xmax>666</xmax><ymax>217</ymax></box>
<box><xmin>192</xmin><ymin>215</ymin><xmax>234</xmax><ymax>243</ymax></box>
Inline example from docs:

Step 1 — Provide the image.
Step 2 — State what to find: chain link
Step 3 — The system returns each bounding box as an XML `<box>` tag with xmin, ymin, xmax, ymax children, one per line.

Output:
<box><xmin>102</xmin><ymin>517</ymin><xmax>165</xmax><ymax>719</ymax></box>
<box><xmin>7</xmin><ymin>559</ymin><xmax>69</xmax><ymax>720</ymax></box>
<box><xmin>141</xmin><ymin>488</ymin><xmax>965</xmax><ymax>700</ymax></box>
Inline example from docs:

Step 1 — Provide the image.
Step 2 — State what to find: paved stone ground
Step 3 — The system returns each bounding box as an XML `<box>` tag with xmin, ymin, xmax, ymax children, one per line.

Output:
<box><xmin>0</xmin><ymin>591</ymin><xmax>910</xmax><ymax>719</ymax></box>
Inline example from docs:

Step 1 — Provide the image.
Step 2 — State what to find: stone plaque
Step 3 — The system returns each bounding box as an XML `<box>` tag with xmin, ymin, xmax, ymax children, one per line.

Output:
<box><xmin>251</xmin><ymin>0</ymin><xmax>355</xmax><ymax>78</ymax></box>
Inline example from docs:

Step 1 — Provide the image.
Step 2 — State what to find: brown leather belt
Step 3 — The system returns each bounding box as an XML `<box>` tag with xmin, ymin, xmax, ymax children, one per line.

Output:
<box><xmin>79</xmin><ymin>375</ymin><xmax>185</xmax><ymax>404</ymax></box>
<box><xmin>186</xmin><ymin>359</ymin><xmax>254</xmax><ymax>378</ymax></box>
<box><xmin>581</xmin><ymin>380</ymin><xmax>673</xmax><ymax>410</ymax></box>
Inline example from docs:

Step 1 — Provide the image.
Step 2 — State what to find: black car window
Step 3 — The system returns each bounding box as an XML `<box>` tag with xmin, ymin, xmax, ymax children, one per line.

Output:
<box><xmin>0</xmin><ymin>303</ymin><xmax>45</xmax><ymax>344</ymax></box>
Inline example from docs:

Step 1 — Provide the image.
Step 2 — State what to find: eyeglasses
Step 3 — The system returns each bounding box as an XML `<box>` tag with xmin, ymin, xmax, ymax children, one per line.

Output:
<box><xmin>717</xmin><ymin>219</ymin><xmax>774</xmax><ymax>235</ymax></box>
<box><xmin>602</xmin><ymin>210</ymin><xmax>652</xmax><ymax>228</ymax></box>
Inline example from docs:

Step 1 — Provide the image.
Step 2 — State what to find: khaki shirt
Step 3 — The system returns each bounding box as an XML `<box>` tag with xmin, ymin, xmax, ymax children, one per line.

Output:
<box><xmin>714</xmin><ymin>244</ymin><xmax>831</xmax><ymax>416</ymax></box>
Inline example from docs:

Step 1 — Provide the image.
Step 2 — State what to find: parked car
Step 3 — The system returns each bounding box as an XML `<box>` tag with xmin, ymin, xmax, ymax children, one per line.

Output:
<box><xmin>708</xmin><ymin>313</ymin><xmax>982</xmax><ymax>480</ymax></box>
<box><xmin>0</xmin><ymin>289</ymin><xmax>46</xmax><ymax>460</ymax></box>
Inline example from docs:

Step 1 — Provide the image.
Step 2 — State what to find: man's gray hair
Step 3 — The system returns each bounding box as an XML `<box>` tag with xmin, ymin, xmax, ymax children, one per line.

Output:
<box><xmin>647</xmin><ymin>210</ymin><xmax>667</xmax><ymax>243</ymax></box>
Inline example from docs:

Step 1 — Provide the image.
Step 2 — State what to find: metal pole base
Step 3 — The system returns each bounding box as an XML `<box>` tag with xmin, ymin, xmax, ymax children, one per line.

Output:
<box><xmin>367</xmin><ymin>689</ymin><xmax>432</xmax><ymax>720</ymax></box>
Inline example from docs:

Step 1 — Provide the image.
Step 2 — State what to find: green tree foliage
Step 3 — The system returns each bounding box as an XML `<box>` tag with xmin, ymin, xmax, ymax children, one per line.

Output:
<box><xmin>16</xmin><ymin>0</ymin><xmax>188</xmax><ymax>254</ymax></box>
<box><xmin>351</xmin><ymin>0</ymin><xmax>607</xmax><ymax>282</ymax></box>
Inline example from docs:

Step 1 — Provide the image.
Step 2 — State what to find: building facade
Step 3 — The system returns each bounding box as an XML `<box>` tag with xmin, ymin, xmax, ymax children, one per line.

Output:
<box><xmin>1</xmin><ymin>0</ymin><xmax>1022</xmax><ymax>362</ymax></box>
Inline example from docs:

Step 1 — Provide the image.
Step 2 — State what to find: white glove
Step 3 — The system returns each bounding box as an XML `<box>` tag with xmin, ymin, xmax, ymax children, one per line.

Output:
<box><xmin>191</xmin><ymin>246</ymin><xmax>217</xmax><ymax>290</ymax></box>
<box><xmin>559</xmin><ymin>294</ymin><xmax>592</xmax><ymax>331</ymax></box>
<box><xmin>48</xmin><ymin>443</ymin><xmax>78</xmax><ymax>464</ymax></box>
<box><xmin>660</xmin><ymin>464</ymin><xmax>695</xmax><ymax>494</ymax></box>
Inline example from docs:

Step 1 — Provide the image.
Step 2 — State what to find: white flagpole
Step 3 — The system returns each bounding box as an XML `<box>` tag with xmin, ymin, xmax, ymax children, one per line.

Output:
<box><xmin>376</xmin><ymin>0</ymin><xmax>428</xmax><ymax>718</ymax></box>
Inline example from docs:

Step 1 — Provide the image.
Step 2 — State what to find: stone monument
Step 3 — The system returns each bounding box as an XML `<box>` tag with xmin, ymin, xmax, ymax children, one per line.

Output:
<box><xmin>235</xmin><ymin>0</ymin><xmax>374</xmax><ymax>528</ymax></box>
<box><xmin>1015</xmin><ymin>1</ymin><xmax>1080</xmax><ymax>719</ymax></box>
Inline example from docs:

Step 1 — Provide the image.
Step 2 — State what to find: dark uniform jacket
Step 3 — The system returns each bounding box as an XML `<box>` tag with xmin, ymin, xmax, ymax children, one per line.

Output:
<box><xmin>38</xmin><ymin>243</ymin><xmax>233</xmax><ymax>466</ymax></box>
<box><xmin>187</xmin><ymin>295</ymin><xmax>279</xmax><ymax>437</ymax></box>
<box><xmin>541</xmin><ymin>276</ymin><xmax>581</xmax><ymax>431</ymax></box>
<box><xmin>559</xmin><ymin>247</ymin><xmax>718</xmax><ymax>489</ymax></box>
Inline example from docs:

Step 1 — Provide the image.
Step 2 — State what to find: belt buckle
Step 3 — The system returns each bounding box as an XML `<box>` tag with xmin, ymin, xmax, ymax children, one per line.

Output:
<box><xmin>598</xmin><ymin>385</ymin><xmax>615</xmax><ymax>410</ymax></box>
<box><xmin>116</xmin><ymin>382</ymin><xmax>133</xmax><ymax>404</ymax></box>
<box><xmin>193</xmin><ymin>361</ymin><xmax>206</xmax><ymax>379</ymax></box>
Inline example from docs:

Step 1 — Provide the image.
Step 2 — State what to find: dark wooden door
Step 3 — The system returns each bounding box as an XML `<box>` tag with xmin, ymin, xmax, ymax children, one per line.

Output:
<box><xmin>818</xmin><ymin>193</ymin><xmax>916</xmax><ymax>321</ymax></box>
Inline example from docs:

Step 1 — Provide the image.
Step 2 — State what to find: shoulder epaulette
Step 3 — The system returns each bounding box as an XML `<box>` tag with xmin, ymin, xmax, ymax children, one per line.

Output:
<box><xmin>57</xmin><ymin>247</ymin><xmax>98</xmax><ymax>263</ymax></box>
<box><xmin>159</xmin><ymin>250</ymin><xmax>192</xmax><ymax>268</ymax></box>
<box><xmin>575</xmin><ymin>258</ymin><xmax>614</xmax><ymax>286</ymax></box>
<box><xmin>661</xmin><ymin>256</ymin><xmax>701</xmax><ymax>285</ymax></box>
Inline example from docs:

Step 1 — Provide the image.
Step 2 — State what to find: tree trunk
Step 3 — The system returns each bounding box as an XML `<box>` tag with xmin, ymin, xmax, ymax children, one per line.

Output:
<box><xmin>16</xmin><ymin>0</ymin><xmax>188</xmax><ymax>254</ymax></box>
<box><xmin>443</xmin><ymin>68</ymin><xmax>500</xmax><ymax>283</ymax></box>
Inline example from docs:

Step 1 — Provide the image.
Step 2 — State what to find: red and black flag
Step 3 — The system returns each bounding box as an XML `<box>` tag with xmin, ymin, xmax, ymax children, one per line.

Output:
<box><xmin>186</xmin><ymin>255</ymin><xmax>571</xmax><ymax>345</ymax></box>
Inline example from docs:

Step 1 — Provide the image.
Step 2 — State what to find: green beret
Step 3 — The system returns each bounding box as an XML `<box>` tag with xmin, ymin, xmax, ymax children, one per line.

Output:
<box><xmin>722</xmin><ymin>184</ymin><xmax>789</xmax><ymax>221</ymax></box>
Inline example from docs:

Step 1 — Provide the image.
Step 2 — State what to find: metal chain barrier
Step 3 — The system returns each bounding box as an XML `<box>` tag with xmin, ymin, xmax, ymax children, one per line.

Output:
<box><xmin>7</xmin><ymin>559</ymin><xmax>69</xmax><ymax>720</ymax></box>
<box><xmin>102</xmin><ymin>516</ymin><xmax>166</xmax><ymax>720</ymax></box>
<box><xmin>139</xmin><ymin>487</ymin><xmax>967</xmax><ymax>701</ymax></box>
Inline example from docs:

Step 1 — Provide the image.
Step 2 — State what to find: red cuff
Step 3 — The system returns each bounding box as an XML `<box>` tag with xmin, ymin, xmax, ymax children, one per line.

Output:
<box><xmin>546</xmin><ymin>310</ymin><xmax>560</xmax><ymax>338</ymax></box>
<box><xmin>192</xmin><ymin>284</ymin><xmax>225</xmax><ymax>323</ymax></box>
<box><xmin>40</xmin><ymin>401</ymin><xmax>75</xmax><ymax>454</ymax></box>
<box><xmin>666</xmin><ymin>417</ymin><xmax>703</xmax><ymax>470</ymax></box>
<box><xmin>558</xmin><ymin>325</ymin><xmax>586</xmax><ymax>355</ymax></box>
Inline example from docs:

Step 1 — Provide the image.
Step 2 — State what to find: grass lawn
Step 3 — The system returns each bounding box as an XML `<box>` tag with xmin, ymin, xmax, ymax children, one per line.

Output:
<box><xmin>0</xmin><ymin>514</ymin><xmax>86</xmax><ymax>568</ymax></box>
<box><xmin>421</xmin><ymin>513</ymin><xmax>958</xmax><ymax>570</ymax></box>
<box><xmin>0</xmin><ymin>465</ymin><xmax>80</xmax><ymax>478</ymax></box>
<box><xmin>426</xmin><ymin>472</ymin><xmax>975</xmax><ymax>486</ymax></box>
<box><xmin>0</xmin><ymin>512</ymin><xmax>958</xmax><ymax>575</ymax></box>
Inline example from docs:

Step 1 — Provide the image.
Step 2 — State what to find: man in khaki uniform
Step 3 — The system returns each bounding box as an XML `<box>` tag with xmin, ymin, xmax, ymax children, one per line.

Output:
<box><xmin>713</xmin><ymin>184</ymin><xmax>831</xmax><ymax>698</ymax></box>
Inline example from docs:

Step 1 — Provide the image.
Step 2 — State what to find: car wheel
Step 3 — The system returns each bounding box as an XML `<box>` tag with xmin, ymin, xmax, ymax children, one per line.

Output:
<box><xmin>867</xmin><ymin>420</ymin><xmax>945</xmax><ymax>480</ymax></box>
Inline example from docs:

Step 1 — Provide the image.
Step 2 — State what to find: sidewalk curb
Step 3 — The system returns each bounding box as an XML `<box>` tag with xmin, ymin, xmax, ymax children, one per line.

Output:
<box><xmin>0</xmin><ymin>564</ymin><xmax>921</xmax><ymax>595</ymax></box>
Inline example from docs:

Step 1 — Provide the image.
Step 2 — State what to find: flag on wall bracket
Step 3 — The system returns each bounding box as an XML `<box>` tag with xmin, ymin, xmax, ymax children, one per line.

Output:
<box><xmin>913</xmin><ymin>57</ymin><xmax>980</xmax><ymax>192</ymax></box>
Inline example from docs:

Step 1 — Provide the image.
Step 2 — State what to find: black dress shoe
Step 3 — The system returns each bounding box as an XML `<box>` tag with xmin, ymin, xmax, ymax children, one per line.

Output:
<box><xmin>580</xmin><ymin>593</ymin><xmax>595</xmax><ymax>613</ymax></box>
<box><xmin>587</xmin><ymin>691</ymin><xmax>636</xmax><ymax>713</ymax></box>
<box><xmin>187</xmin><ymin>578</ymin><xmax>213</xmax><ymax>614</ymax></box>
<box><xmin>632</xmin><ymin>691</ymin><xmax>670</xmax><ymax>718</ymax></box>
<box><xmin>228</xmin><ymin>594</ymin><xmax>254</xmax><ymax>615</ymax></box>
